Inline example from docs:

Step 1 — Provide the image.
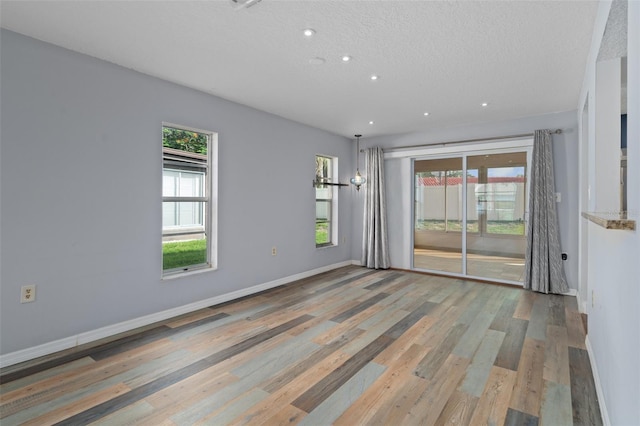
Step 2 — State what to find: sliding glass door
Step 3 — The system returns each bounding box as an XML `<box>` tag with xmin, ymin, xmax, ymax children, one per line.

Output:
<box><xmin>413</xmin><ymin>148</ymin><xmax>530</xmax><ymax>284</ymax></box>
<box><xmin>414</xmin><ymin>157</ymin><xmax>464</xmax><ymax>274</ymax></box>
<box><xmin>465</xmin><ymin>152</ymin><xmax>528</xmax><ymax>281</ymax></box>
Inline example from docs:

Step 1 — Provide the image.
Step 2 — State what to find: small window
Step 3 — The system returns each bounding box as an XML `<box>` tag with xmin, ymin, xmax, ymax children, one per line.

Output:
<box><xmin>162</xmin><ymin>124</ymin><xmax>217</xmax><ymax>275</ymax></box>
<box><xmin>315</xmin><ymin>155</ymin><xmax>338</xmax><ymax>247</ymax></box>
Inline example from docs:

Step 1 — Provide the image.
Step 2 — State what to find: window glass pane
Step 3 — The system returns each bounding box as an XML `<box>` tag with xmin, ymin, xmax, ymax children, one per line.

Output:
<box><xmin>163</xmin><ymin>235</ymin><xmax>207</xmax><ymax>271</ymax></box>
<box><xmin>466</xmin><ymin>152</ymin><xmax>527</xmax><ymax>282</ymax></box>
<box><xmin>316</xmin><ymin>200</ymin><xmax>331</xmax><ymax>222</ymax></box>
<box><xmin>315</xmin><ymin>186</ymin><xmax>331</xmax><ymax>200</ymax></box>
<box><xmin>485</xmin><ymin>166</ymin><xmax>526</xmax><ymax>235</ymax></box>
<box><xmin>414</xmin><ymin>168</ymin><xmax>463</xmax><ymax>233</ymax></box>
<box><xmin>163</xmin><ymin>127</ymin><xmax>208</xmax><ymax>155</ymax></box>
<box><xmin>316</xmin><ymin>199</ymin><xmax>331</xmax><ymax>245</ymax></box>
<box><xmin>178</xmin><ymin>201</ymin><xmax>203</xmax><ymax>227</ymax></box>
<box><xmin>178</xmin><ymin>171</ymin><xmax>204</xmax><ymax>197</ymax></box>
<box><xmin>163</xmin><ymin>169</ymin><xmax>205</xmax><ymax>197</ymax></box>
<box><xmin>162</xmin><ymin>201</ymin><xmax>207</xmax><ymax>270</ymax></box>
<box><xmin>316</xmin><ymin>223</ymin><xmax>330</xmax><ymax>245</ymax></box>
<box><xmin>163</xmin><ymin>125</ymin><xmax>211</xmax><ymax>273</ymax></box>
<box><xmin>163</xmin><ymin>171</ymin><xmax>179</xmax><ymax>197</ymax></box>
<box><xmin>315</xmin><ymin>156</ymin><xmax>331</xmax><ymax>181</ymax></box>
<box><xmin>315</xmin><ymin>155</ymin><xmax>335</xmax><ymax>247</ymax></box>
<box><xmin>413</xmin><ymin>158</ymin><xmax>463</xmax><ymax>274</ymax></box>
<box><xmin>163</xmin><ymin>201</ymin><xmax>177</xmax><ymax>227</ymax></box>
<box><xmin>162</xmin><ymin>201</ymin><xmax>205</xmax><ymax>230</ymax></box>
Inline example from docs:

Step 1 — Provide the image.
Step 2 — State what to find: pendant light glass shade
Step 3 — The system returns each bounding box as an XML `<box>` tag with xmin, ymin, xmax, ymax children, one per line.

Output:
<box><xmin>351</xmin><ymin>134</ymin><xmax>366</xmax><ymax>191</ymax></box>
<box><xmin>350</xmin><ymin>170</ymin><xmax>366</xmax><ymax>189</ymax></box>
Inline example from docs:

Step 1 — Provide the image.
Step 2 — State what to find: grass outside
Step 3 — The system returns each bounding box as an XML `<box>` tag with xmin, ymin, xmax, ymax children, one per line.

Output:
<box><xmin>416</xmin><ymin>219</ymin><xmax>470</xmax><ymax>232</ymax></box>
<box><xmin>164</xmin><ymin>224</ymin><xmax>331</xmax><ymax>268</ymax></box>
<box><xmin>416</xmin><ymin>219</ymin><xmax>525</xmax><ymax>235</ymax></box>
<box><xmin>316</xmin><ymin>222</ymin><xmax>329</xmax><ymax>245</ymax></box>
<box><xmin>486</xmin><ymin>221</ymin><xmax>525</xmax><ymax>235</ymax></box>
<box><xmin>163</xmin><ymin>238</ymin><xmax>207</xmax><ymax>270</ymax></box>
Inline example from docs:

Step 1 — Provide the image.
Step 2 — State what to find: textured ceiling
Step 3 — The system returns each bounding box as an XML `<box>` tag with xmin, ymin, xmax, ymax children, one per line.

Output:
<box><xmin>0</xmin><ymin>1</ymin><xmax>598</xmax><ymax>138</ymax></box>
<box><xmin>598</xmin><ymin>0</ymin><xmax>627</xmax><ymax>61</ymax></box>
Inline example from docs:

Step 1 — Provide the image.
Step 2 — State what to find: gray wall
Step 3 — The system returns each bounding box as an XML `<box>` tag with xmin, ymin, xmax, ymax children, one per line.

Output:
<box><xmin>0</xmin><ymin>30</ymin><xmax>354</xmax><ymax>356</ymax></box>
<box><xmin>352</xmin><ymin>111</ymin><xmax>580</xmax><ymax>290</ymax></box>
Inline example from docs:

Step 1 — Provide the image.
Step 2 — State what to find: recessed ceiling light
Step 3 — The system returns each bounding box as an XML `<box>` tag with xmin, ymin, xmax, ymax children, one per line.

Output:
<box><xmin>481</xmin><ymin>102</ymin><xmax>489</xmax><ymax>107</ymax></box>
<box><xmin>308</xmin><ymin>57</ymin><xmax>325</xmax><ymax>65</ymax></box>
<box><xmin>369</xmin><ymin>121</ymin><xmax>374</xmax><ymax>125</ymax></box>
<box><xmin>370</xmin><ymin>75</ymin><xmax>379</xmax><ymax>81</ymax></box>
<box><xmin>303</xmin><ymin>28</ymin><xmax>315</xmax><ymax>37</ymax></box>
<box><xmin>230</xmin><ymin>0</ymin><xmax>262</xmax><ymax>10</ymax></box>
<box><xmin>423</xmin><ymin>112</ymin><xmax>430</xmax><ymax>116</ymax></box>
<box><xmin>341</xmin><ymin>55</ymin><xmax>352</xmax><ymax>62</ymax></box>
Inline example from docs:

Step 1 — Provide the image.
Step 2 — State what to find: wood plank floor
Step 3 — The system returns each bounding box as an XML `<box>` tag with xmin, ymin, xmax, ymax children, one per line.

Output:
<box><xmin>414</xmin><ymin>248</ymin><xmax>525</xmax><ymax>282</ymax></box>
<box><xmin>0</xmin><ymin>266</ymin><xmax>602</xmax><ymax>425</ymax></box>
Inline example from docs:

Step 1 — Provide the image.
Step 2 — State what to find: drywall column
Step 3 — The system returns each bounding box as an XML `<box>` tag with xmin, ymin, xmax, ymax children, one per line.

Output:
<box><xmin>594</xmin><ymin>58</ymin><xmax>622</xmax><ymax>213</ymax></box>
<box><xmin>578</xmin><ymin>102</ymin><xmax>589</xmax><ymax>313</ymax></box>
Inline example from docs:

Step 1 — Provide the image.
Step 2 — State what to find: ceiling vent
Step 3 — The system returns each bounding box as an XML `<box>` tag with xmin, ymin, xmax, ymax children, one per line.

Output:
<box><xmin>230</xmin><ymin>0</ymin><xmax>262</xmax><ymax>9</ymax></box>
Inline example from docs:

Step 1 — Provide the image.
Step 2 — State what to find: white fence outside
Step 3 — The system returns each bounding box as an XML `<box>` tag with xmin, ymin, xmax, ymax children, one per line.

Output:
<box><xmin>415</xmin><ymin>182</ymin><xmax>526</xmax><ymax>222</ymax></box>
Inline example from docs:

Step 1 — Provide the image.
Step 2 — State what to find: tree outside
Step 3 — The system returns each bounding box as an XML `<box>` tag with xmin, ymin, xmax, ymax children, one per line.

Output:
<box><xmin>163</xmin><ymin>127</ymin><xmax>208</xmax><ymax>154</ymax></box>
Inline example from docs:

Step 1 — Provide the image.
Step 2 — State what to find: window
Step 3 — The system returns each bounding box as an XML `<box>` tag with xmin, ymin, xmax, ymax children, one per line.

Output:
<box><xmin>315</xmin><ymin>155</ymin><xmax>338</xmax><ymax>247</ymax></box>
<box><xmin>162</xmin><ymin>124</ymin><xmax>217</xmax><ymax>275</ymax></box>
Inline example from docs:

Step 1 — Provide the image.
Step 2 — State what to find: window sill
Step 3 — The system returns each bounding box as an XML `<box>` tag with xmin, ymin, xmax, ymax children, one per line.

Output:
<box><xmin>581</xmin><ymin>212</ymin><xmax>636</xmax><ymax>231</ymax></box>
<box><xmin>162</xmin><ymin>265</ymin><xmax>217</xmax><ymax>281</ymax></box>
<box><xmin>316</xmin><ymin>244</ymin><xmax>337</xmax><ymax>250</ymax></box>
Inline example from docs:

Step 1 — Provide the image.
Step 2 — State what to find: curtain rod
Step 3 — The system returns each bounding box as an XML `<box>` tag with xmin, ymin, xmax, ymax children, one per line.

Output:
<box><xmin>360</xmin><ymin>128</ymin><xmax>562</xmax><ymax>152</ymax></box>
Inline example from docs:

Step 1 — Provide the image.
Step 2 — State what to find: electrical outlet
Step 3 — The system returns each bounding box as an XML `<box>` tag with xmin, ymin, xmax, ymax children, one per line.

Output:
<box><xmin>555</xmin><ymin>192</ymin><xmax>562</xmax><ymax>203</ymax></box>
<box><xmin>271</xmin><ymin>246</ymin><xmax>277</xmax><ymax>256</ymax></box>
<box><xmin>21</xmin><ymin>285</ymin><xmax>36</xmax><ymax>303</ymax></box>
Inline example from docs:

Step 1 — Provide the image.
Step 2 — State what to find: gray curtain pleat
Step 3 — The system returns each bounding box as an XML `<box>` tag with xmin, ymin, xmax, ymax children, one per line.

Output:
<box><xmin>361</xmin><ymin>147</ymin><xmax>390</xmax><ymax>269</ymax></box>
<box><xmin>524</xmin><ymin>130</ymin><xmax>569</xmax><ymax>294</ymax></box>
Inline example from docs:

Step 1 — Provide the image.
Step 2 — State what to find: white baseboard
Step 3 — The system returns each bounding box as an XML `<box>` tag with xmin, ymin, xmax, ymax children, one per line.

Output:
<box><xmin>563</xmin><ymin>288</ymin><xmax>578</xmax><ymax>297</ymax></box>
<box><xmin>585</xmin><ymin>335</ymin><xmax>611</xmax><ymax>426</ymax></box>
<box><xmin>0</xmin><ymin>337</ymin><xmax>79</xmax><ymax>369</ymax></box>
<box><xmin>0</xmin><ymin>260</ymin><xmax>354</xmax><ymax>369</ymax></box>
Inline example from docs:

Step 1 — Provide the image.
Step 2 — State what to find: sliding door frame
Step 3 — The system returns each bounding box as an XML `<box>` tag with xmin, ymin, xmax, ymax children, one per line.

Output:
<box><xmin>405</xmin><ymin>137</ymin><xmax>533</xmax><ymax>286</ymax></box>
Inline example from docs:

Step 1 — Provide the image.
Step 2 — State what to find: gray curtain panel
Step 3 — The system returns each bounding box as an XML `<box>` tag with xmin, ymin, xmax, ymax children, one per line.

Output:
<box><xmin>524</xmin><ymin>130</ymin><xmax>569</xmax><ymax>294</ymax></box>
<box><xmin>361</xmin><ymin>147</ymin><xmax>391</xmax><ymax>269</ymax></box>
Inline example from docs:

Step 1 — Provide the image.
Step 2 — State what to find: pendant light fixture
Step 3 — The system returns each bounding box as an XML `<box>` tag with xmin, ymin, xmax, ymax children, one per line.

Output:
<box><xmin>350</xmin><ymin>134</ymin><xmax>366</xmax><ymax>191</ymax></box>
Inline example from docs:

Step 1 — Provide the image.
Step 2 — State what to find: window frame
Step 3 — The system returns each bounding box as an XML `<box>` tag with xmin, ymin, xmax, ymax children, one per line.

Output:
<box><xmin>315</xmin><ymin>154</ymin><xmax>339</xmax><ymax>248</ymax></box>
<box><xmin>162</xmin><ymin>122</ymin><xmax>218</xmax><ymax>277</ymax></box>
